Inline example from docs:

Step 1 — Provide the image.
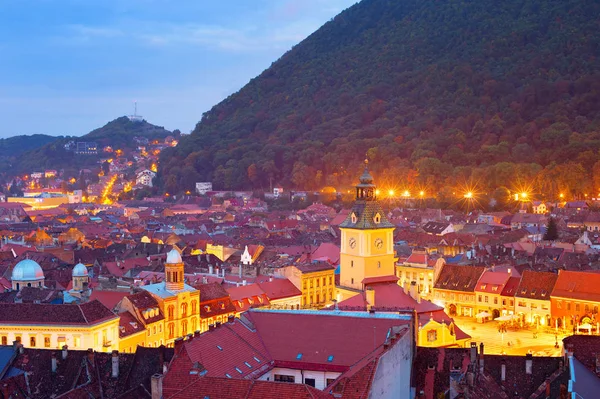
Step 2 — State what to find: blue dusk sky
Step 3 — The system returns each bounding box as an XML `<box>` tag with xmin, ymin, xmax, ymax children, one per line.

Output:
<box><xmin>0</xmin><ymin>0</ymin><xmax>357</xmax><ymax>138</ymax></box>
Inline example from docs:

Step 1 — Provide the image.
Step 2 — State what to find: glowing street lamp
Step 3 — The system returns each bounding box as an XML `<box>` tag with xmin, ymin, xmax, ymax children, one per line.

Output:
<box><xmin>402</xmin><ymin>190</ymin><xmax>410</xmax><ymax>198</ymax></box>
<box><xmin>375</xmin><ymin>189</ymin><xmax>380</xmax><ymax>196</ymax></box>
<box><xmin>419</xmin><ymin>191</ymin><xmax>425</xmax><ymax>197</ymax></box>
<box><xmin>464</xmin><ymin>192</ymin><xmax>473</xmax><ymax>199</ymax></box>
<box><xmin>388</xmin><ymin>189</ymin><xmax>395</xmax><ymax>197</ymax></box>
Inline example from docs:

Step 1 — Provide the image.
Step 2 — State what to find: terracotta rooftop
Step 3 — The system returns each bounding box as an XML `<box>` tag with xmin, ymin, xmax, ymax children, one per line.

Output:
<box><xmin>0</xmin><ymin>299</ymin><xmax>117</xmax><ymax>326</ymax></box>
<box><xmin>515</xmin><ymin>270</ymin><xmax>558</xmax><ymax>300</ymax></box>
<box><xmin>434</xmin><ymin>264</ymin><xmax>485</xmax><ymax>293</ymax></box>
<box><xmin>552</xmin><ymin>269</ymin><xmax>600</xmax><ymax>302</ymax></box>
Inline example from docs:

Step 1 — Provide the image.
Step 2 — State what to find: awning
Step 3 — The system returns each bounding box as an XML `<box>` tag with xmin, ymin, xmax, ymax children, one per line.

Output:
<box><xmin>476</xmin><ymin>311</ymin><xmax>491</xmax><ymax>318</ymax></box>
<box><xmin>494</xmin><ymin>315</ymin><xmax>516</xmax><ymax>321</ymax></box>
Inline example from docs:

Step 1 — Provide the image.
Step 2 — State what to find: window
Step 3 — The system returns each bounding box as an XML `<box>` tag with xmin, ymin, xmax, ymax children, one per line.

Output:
<box><xmin>557</xmin><ymin>301</ymin><xmax>562</xmax><ymax>309</ymax></box>
<box><xmin>322</xmin><ymin>277</ymin><xmax>326</xmax><ymax>286</ymax></box>
<box><xmin>168</xmin><ymin>323</ymin><xmax>174</xmax><ymax>339</ymax></box>
<box><xmin>494</xmin><ymin>298</ymin><xmax>498</xmax><ymax>305</ymax></box>
<box><xmin>427</xmin><ymin>330</ymin><xmax>437</xmax><ymax>342</ymax></box>
<box><xmin>567</xmin><ymin>302</ymin><xmax>571</xmax><ymax>311</ymax></box>
<box><xmin>484</xmin><ymin>296</ymin><xmax>489</xmax><ymax>303</ymax></box>
<box><xmin>305</xmin><ymin>378</ymin><xmax>316</xmax><ymax>387</ymax></box>
<box><xmin>191</xmin><ymin>301</ymin><xmax>197</xmax><ymax>314</ymax></box>
<box><xmin>274</xmin><ymin>374</ymin><xmax>295</xmax><ymax>383</ymax></box>
<box><xmin>478</xmin><ymin>295</ymin><xmax>482</xmax><ymax>302</ymax></box>
<box><xmin>329</xmin><ymin>276</ymin><xmax>332</xmax><ymax>285</ymax></box>
<box><xmin>502</xmin><ymin>299</ymin><xmax>506</xmax><ymax>306</ymax></box>
<box><xmin>303</xmin><ymin>281</ymin><xmax>307</xmax><ymax>290</ymax></box>
<box><xmin>30</xmin><ymin>337</ymin><xmax>36</xmax><ymax>347</ymax></box>
<box><xmin>1</xmin><ymin>336</ymin><xmax>7</xmax><ymax>345</ymax></box>
<box><xmin>44</xmin><ymin>336</ymin><xmax>50</xmax><ymax>348</ymax></box>
<box><xmin>350</xmin><ymin>261</ymin><xmax>354</xmax><ymax>268</ymax></box>
<box><xmin>351</xmin><ymin>278</ymin><xmax>354</xmax><ymax>285</ymax></box>
<box><xmin>168</xmin><ymin>305</ymin><xmax>174</xmax><ymax>320</ymax></box>
<box><xmin>377</xmin><ymin>261</ymin><xmax>381</xmax><ymax>268</ymax></box>
<box><xmin>316</xmin><ymin>279</ymin><xmax>319</xmax><ymax>288</ymax></box>
<box><xmin>585</xmin><ymin>304</ymin><xmax>590</xmax><ymax>313</ymax></box>
<box><xmin>576</xmin><ymin>304</ymin><xmax>580</xmax><ymax>312</ymax></box>
<box><xmin>181</xmin><ymin>303</ymin><xmax>188</xmax><ymax>318</ymax></box>
<box><xmin>327</xmin><ymin>378</ymin><xmax>336</xmax><ymax>387</ymax></box>
<box><xmin>510</xmin><ymin>300</ymin><xmax>514</xmax><ymax>307</ymax></box>
<box><xmin>181</xmin><ymin>320</ymin><xmax>188</xmax><ymax>336</ymax></box>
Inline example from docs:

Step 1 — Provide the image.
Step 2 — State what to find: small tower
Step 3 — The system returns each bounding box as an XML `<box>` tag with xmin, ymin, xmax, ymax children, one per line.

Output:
<box><xmin>165</xmin><ymin>248</ymin><xmax>184</xmax><ymax>291</ymax></box>
<box><xmin>72</xmin><ymin>262</ymin><xmax>89</xmax><ymax>291</ymax></box>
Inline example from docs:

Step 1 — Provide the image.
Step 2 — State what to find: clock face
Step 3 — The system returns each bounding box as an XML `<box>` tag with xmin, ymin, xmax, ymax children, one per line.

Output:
<box><xmin>374</xmin><ymin>238</ymin><xmax>383</xmax><ymax>249</ymax></box>
<box><xmin>349</xmin><ymin>238</ymin><xmax>357</xmax><ymax>249</ymax></box>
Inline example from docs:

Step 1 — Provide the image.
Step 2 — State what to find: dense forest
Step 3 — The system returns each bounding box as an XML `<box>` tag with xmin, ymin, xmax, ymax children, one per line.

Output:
<box><xmin>158</xmin><ymin>0</ymin><xmax>600</xmax><ymax>202</ymax></box>
<box><xmin>9</xmin><ymin>117</ymin><xmax>172</xmax><ymax>175</ymax></box>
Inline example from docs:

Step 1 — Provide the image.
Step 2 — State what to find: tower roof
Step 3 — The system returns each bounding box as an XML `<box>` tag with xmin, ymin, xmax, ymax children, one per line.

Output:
<box><xmin>72</xmin><ymin>262</ymin><xmax>88</xmax><ymax>277</ymax></box>
<box><xmin>12</xmin><ymin>259</ymin><xmax>44</xmax><ymax>281</ymax></box>
<box><xmin>166</xmin><ymin>248</ymin><xmax>183</xmax><ymax>264</ymax></box>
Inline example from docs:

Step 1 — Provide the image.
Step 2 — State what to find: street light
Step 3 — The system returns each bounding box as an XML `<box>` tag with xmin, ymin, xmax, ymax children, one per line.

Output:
<box><xmin>464</xmin><ymin>192</ymin><xmax>473</xmax><ymax>199</ymax></box>
<box><xmin>388</xmin><ymin>189</ymin><xmax>395</xmax><ymax>197</ymax></box>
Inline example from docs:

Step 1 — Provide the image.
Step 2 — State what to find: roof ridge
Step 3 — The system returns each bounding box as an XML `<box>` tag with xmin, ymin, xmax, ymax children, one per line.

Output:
<box><xmin>79</xmin><ymin>302</ymin><xmax>89</xmax><ymax>324</ymax></box>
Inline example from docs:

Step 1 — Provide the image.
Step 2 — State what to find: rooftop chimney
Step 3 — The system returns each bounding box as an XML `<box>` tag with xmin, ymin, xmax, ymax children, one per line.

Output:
<box><xmin>62</xmin><ymin>345</ymin><xmax>68</xmax><ymax>360</ymax></box>
<box><xmin>239</xmin><ymin>264</ymin><xmax>243</xmax><ymax>278</ymax></box>
<box><xmin>470</xmin><ymin>342</ymin><xmax>477</xmax><ymax>364</ymax></box>
<box><xmin>507</xmin><ymin>268</ymin><xmax>511</xmax><ymax>274</ymax></box>
<box><xmin>151</xmin><ymin>374</ymin><xmax>163</xmax><ymax>399</ymax></box>
<box><xmin>51</xmin><ymin>352</ymin><xmax>57</xmax><ymax>373</ymax></box>
<box><xmin>242</xmin><ymin>280</ymin><xmax>247</xmax><ymax>286</ymax></box>
<box><xmin>501</xmin><ymin>360</ymin><xmax>506</xmax><ymax>382</ymax></box>
<box><xmin>87</xmin><ymin>348</ymin><xmax>94</xmax><ymax>364</ymax></box>
<box><xmin>111</xmin><ymin>350</ymin><xmax>119</xmax><ymax>378</ymax></box>
<box><xmin>209</xmin><ymin>265</ymin><xmax>214</xmax><ymax>275</ymax></box>
<box><xmin>479</xmin><ymin>343</ymin><xmax>484</xmax><ymax>374</ymax></box>
<box><xmin>409</xmin><ymin>281</ymin><xmax>420</xmax><ymax>302</ymax></box>
<box><xmin>269</xmin><ymin>276</ymin><xmax>273</xmax><ymax>282</ymax></box>
<box><xmin>366</xmin><ymin>287</ymin><xmax>375</xmax><ymax>311</ymax></box>
<box><xmin>526</xmin><ymin>353</ymin><xmax>533</xmax><ymax>374</ymax></box>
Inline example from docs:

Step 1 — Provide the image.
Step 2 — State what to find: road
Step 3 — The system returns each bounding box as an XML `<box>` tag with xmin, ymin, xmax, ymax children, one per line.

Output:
<box><xmin>453</xmin><ymin>315</ymin><xmax>564</xmax><ymax>357</ymax></box>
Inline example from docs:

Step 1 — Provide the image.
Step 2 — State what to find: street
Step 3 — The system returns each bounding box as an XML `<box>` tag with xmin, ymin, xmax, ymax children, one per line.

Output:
<box><xmin>453</xmin><ymin>316</ymin><xmax>564</xmax><ymax>357</ymax></box>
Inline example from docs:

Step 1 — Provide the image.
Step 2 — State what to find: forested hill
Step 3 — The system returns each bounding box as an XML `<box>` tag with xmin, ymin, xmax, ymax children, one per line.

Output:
<box><xmin>0</xmin><ymin>134</ymin><xmax>60</xmax><ymax>158</ymax></box>
<box><xmin>158</xmin><ymin>0</ymin><xmax>600</xmax><ymax>199</ymax></box>
<box><xmin>9</xmin><ymin>117</ymin><xmax>172</xmax><ymax>174</ymax></box>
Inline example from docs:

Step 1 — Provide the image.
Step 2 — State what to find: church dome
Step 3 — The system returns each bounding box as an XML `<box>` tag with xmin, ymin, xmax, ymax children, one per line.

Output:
<box><xmin>166</xmin><ymin>248</ymin><xmax>182</xmax><ymax>264</ymax></box>
<box><xmin>72</xmin><ymin>262</ymin><xmax>88</xmax><ymax>277</ymax></box>
<box><xmin>12</xmin><ymin>259</ymin><xmax>44</xmax><ymax>281</ymax></box>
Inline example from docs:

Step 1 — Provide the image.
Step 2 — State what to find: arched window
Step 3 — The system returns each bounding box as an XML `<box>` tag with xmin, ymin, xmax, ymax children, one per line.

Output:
<box><xmin>181</xmin><ymin>320</ymin><xmax>188</xmax><ymax>336</ymax></box>
<box><xmin>181</xmin><ymin>303</ymin><xmax>188</xmax><ymax>317</ymax></box>
<box><xmin>191</xmin><ymin>301</ymin><xmax>197</xmax><ymax>314</ymax></box>
<box><xmin>373</xmin><ymin>213</ymin><xmax>381</xmax><ymax>224</ymax></box>
<box><xmin>351</xmin><ymin>213</ymin><xmax>357</xmax><ymax>224</ymax></box>
<box><xmin>168</xmin><ymin>323</ymin><xmax>174</xmax><ymax>339</ymax></box>
<box><xmin>30</xmin><ymin>336</ymin><xmax>36</xmax><ymax>347</ymax></box>
<box><xmin>192</xmin><ymin>318</ymin><xmax>197</xmax><ymax>332</ymax></box>
<box><xmin>1</xmin><ymin>336</ymin><xmax>6</xmax><ymax>345</ymax></box>
<box><xmin>168</xmin><ymin>305</ymin><xmax>174</xmax><ymax>320</ymax></box>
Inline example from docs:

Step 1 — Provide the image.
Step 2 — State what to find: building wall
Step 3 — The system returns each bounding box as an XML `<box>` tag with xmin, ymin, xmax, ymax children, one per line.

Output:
<box><xmin>269</xmin><ymin>295</ymin><xmax>302</xmax><ymax>310</ymax></box>
<box><xmin>432</xmin><ymin>289</ymin><xmax>476</xmax><ymax>317</ymax></box>
<box><xmin>417</xmin><ymin>320</ymin><xmax>459</xmax><ymax>347</ymax></box>
<box><xmin>368</xmin><ymin>329</ymin><xmax>412</xmax><ymax>399</ymax></box>
<box><xmin>551</xmin><ymin>296</ymin><xmax>600</xmax><ymax>330</ymax></box>
<box><xmin>340</xmin><ymin>228</ymin><xmax>395</xmax><ymax>290</ymax></box>
<box><xmin>258</xmin><ymin>367</ymin><xmax>341</xmax><ymax>390</ymax></box>
<box><xmin>0</xmin><ymin>318</ymin><xmax>119</xmax><ymax>352</ymax></box>
<box><xmin>514</xmin><ymin>297</ymin><xmax>551</xmax><ymax>326</ymax></box>
<box><xmin>396</xmin><ymin>265</ymin><xmax>434</xmax><ymax>298</ymax></box>
<box><xmin>119</xmin><ymin>331</ymin><xmax>146</xmax><ymax>353</ymax></box>
<box><xmin>301</xmin><ymin>270</ymin><xmax>335</xmax><ymax>307</ymax></box>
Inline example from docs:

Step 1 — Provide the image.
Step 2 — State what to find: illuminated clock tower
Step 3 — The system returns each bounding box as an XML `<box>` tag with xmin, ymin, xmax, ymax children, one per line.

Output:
<box><xmin>339</xmin><ymin>160</ymin><xmax>396</xmax><ymax>291</ymax></box>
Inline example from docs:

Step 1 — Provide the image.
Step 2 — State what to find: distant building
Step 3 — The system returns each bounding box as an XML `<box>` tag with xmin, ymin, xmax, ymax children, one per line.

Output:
<box><xmin>44</xmin><ymin>170</ymin><xmax>57</xmax><ymax>178</ymax></box>
<box><xmin>75</xmin><ymin>142</ymin><xmax>98</xmax><ymax>155</ymax></box>
<box><xmin>195</xmin><ymin>182</ymin><xmax>213</xmax><ymax>195</ymax></box>
<box><xmin>273</xmin><ymin>185</ymin><xmax>284</xmax><ymax>198</ymax></box>
<box><xmin>136</xmin><ymin>169</ymin><xmax>156</xmax><ymax>187</ymax></box>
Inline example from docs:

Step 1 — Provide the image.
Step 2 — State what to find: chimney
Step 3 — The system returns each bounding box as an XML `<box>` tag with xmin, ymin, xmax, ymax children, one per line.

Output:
<box><xmin>194</xmin><ymin>330</ymin><xmax>201</xmax><ymax>338</ymax></box>
<box><xmin>87</xmin><ymin>348</ymin><xmax>94</xmax><ymax>364</ymax></box>
<box><xmin>51</xmin><ymin>352</ymin><xmax>57</xmax><ymax>373</ymax></box>
<box><xmin>479</xmin><ymin>343</ymin><xmax>484</xmax><ymax>374</ymax></box>
<box><xmin>62</xmin><ymin>345</ymin><xmax>68</xmax><ymax>360</ymax></box>
<box><xmin>409</xmin><ymin>281</ymin><xmax>419</xmax><ymax>302</ymax></box>
<box><xmin>111</xmin><ymin>350</ymin><xmax>119</xmax><ymax>378</ymax></box>
<box><xmin>242</xmin><ymin>280</ymin><xmax>247</xmax><ymax>286</ymax></box>
<box><xmin>151</xmin><ymin>374</ymin><xmax>163</xmax><ymax>399</ymax></box>
<box><xmin>526</xmin><ymin>353</ymin><xmax>533</xmax><ymax>374</ymax></box>
<box><xmin>269</xmin><ymin>276</ymin><xmax>273</xmax><ymax>282</ymax></box>
<box><xmin>222</xmin><ymin>268</ymin><xmax>225</xmax><ymax>277</ymax></box>
<box><xmin>501</xmin><ymin>360</ymin><xmax>506</xmax><ymax>382</ymax></box>
<box><xmin>209</xmin><ymin>265</ymin><xmax>213</xmax><ymax>275</ymax></box>
<box><xmin>366</xmin><ymin>287</ymin><xmax>375</xmax><ymax>310</ymax></box>
<box><xmin>228</xmin><ymin>315</ymin><xmax>235</xmax><ymax>324</ymax></box>
<box><xmin>239</xmin><ymin>264</ymin><xmax>243</xmax><ymax>278</ymax></box>
<box><xmin>507</xmin><ymin>268</ymin><xmax>511</xmax><ymax>275</ymax></box>
<box><xmin>163</xmin><ymin>362</ymin><xmax>168</xmax><ymax>374</ymax></box>
<box><xmin>470</xmin><ymin>342</ymin><xmax>477</xmax><ymax>364</ymax></box>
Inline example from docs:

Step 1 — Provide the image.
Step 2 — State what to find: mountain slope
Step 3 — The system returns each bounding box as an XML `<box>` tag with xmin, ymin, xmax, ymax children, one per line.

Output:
<box><xmin>0</xmin><ymin>134</ymin><xmax>60</xmax><ymax>157</ymax></box>
<box><xmin>12</xmin><ymin>117</ymin><xmax>172</xmax><ymax>174</ymax></box>
<box><xmin>159</xmin><ymin>0</ymin><xmax>600</xmax><ymax>198</ymax></box>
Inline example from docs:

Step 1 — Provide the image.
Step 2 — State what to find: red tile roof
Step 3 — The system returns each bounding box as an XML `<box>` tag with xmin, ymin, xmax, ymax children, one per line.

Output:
<box><xmin>257</xmin><ymin>278</ymin><xmax>302</xmax><ymax>300</ymax></box>
<box><xmin>0</xmin><ymin>300</ymin><xmax>116</xmax><ymax>326</ymax></box>
<box><xmin>552</xmin><ymin>270</ymin><xmax>600</xmax><ymax>302</ymax></box>
<box><xmin>515</xmin><ymin>270</ymin><xmax>558</xmax><ymax>300</ymax></box>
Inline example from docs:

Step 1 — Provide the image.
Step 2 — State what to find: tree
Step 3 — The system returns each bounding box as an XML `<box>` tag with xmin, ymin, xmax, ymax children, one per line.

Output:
<box><xmin>544</xmin><ymin>217</ymin><xmax>559</xmax><ymax>241</ymax></box>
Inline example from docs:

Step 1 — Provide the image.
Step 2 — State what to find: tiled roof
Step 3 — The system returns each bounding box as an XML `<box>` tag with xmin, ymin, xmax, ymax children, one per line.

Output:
<box><xmin>339</xmin><ymin>201</ymin><xmax>394</xmax><ymax>229</ymax></box>
<box><xmin>500</xmin><ymin>276</ymin><xmax>521</xmax><ymax>297</ymax></box>
<box><xmin>515</xmin><ymin>270</ymin><xmax>557</xmax><ymax>300</ymax></box>
<box><xmin>0</xmin><ymin>300</ymin><xmax>116</xmax><ymax>326</ymax></box>
<box><xmin>294</xmin><ymin>262</ymin><xmax>336</xmax><ymax>273</ymax></box>
<box><xmin>434</xmin><ymin>264</ymin><xmax>485</xmax><ymax>293</ymax></box>
<box><xmin>257</xmin><ymin>278</ymin><xmax>302</xmax><ymax>300</ymax></box>
<box><xmin>198</xmin><ymin>282</ymin><xmax>229</xmax><ymax>302</ymax></box>
<box><xmin>165</xmin><ymin>376</ymin><xmax>332</xmax><ymax>399</ymax></box>
<box><xmin>474</xmin><ymin>271</ymin><xmax>511</xmax><ymax>294</ymax></box>
<box><xmin>552</xmin><ymin>270</ymin><xmax>600</xmax><ymax>302</ymax></box>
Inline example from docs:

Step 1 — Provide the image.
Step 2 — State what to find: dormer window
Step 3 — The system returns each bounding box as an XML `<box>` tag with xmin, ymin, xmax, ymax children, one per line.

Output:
<box><xmin>373</xmin><ymin>213</ymin><xmax>381</xmax><ymax>224</ymax></box>
<box><xmin>351</xmin><ymin>213</ymin><xmax>357</xmax><ymax>224</ymax></box>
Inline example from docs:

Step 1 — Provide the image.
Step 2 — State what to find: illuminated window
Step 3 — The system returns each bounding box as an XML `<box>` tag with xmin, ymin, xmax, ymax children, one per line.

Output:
<box><xmin>351</xmin><ymin>213</ymin><xmax>357</xmax><ymax>224</ymax></box>
<box><xmin>373</xmin><ymin>213</ymin><xmax>381</xmax><ymax>224</ymax></box>
<box><xmin>427</xmin><ymin>330</ymin><xmax>437</xmax><ymax>342</ymax></box>
<box><xmin>30</xmin><ymin>337</ymin><xmax>36</xmax><ymax>347</ymax></box>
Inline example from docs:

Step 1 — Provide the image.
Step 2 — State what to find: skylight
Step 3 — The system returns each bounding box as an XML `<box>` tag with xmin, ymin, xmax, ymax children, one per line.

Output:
<box><xmin>245</xmin><ymin>362</ymin><xmax>252</xmax><ymax>368</ymax></box>
<box><xmin>327</xmin><ymin>355</ymin><xmax>334</xmax><ymax>362</ymax></box>
<box><xmin>254</xmin><ymin>356</ymin><xmax>261</xmax><ymax>363</ymax></box>
<box><xmin>216</xmin><ymin>345</ymin><xmax>223</xmax><ymax>351</ymax></box>
<box><xmin>296</xmin><ymin>353</ymin><xmax>303</xmax><ymax>360</ymax></box>
<box><xmin>235</xmin><ymin>367</ymin><xmax>243</xmax><ymax>374</ymax></box>
<box><xmin>225</xmin><ymin>373</ymin><xmax>231</xmax><ymax>378</ymax></box>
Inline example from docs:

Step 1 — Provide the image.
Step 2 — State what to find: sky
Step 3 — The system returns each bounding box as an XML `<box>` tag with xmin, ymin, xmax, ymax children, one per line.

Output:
<box><xmin>0</xmin><ymin>0</ymin><xmax>357</xmax><ymax>138</ymax></box>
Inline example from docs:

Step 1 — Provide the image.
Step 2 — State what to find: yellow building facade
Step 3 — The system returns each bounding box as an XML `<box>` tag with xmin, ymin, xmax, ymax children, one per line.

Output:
<box><xmin>338</xmin><ymin>161</ymin><xmax>397</xmax><ymax>297</ymax></box>
<box><xmin>275</xmin><ymin>263</ymin><xmax>336</xmax><ymax>308</ymax></box>
<box><xmin>0</xmin><ymin>301</ymin><xmax>119</xmax><ymax>352</ymax></box>
<box><xmin>141</xmin><ymin>249</ymin><xmax>200</xmax><ymax>347</ymax></box>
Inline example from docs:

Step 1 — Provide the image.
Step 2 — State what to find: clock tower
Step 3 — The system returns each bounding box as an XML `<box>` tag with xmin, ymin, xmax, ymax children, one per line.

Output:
<box><xmin>339</xmin><ymin>160</ymin><xmax>396</xmax><ymax>292</ymax></box>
